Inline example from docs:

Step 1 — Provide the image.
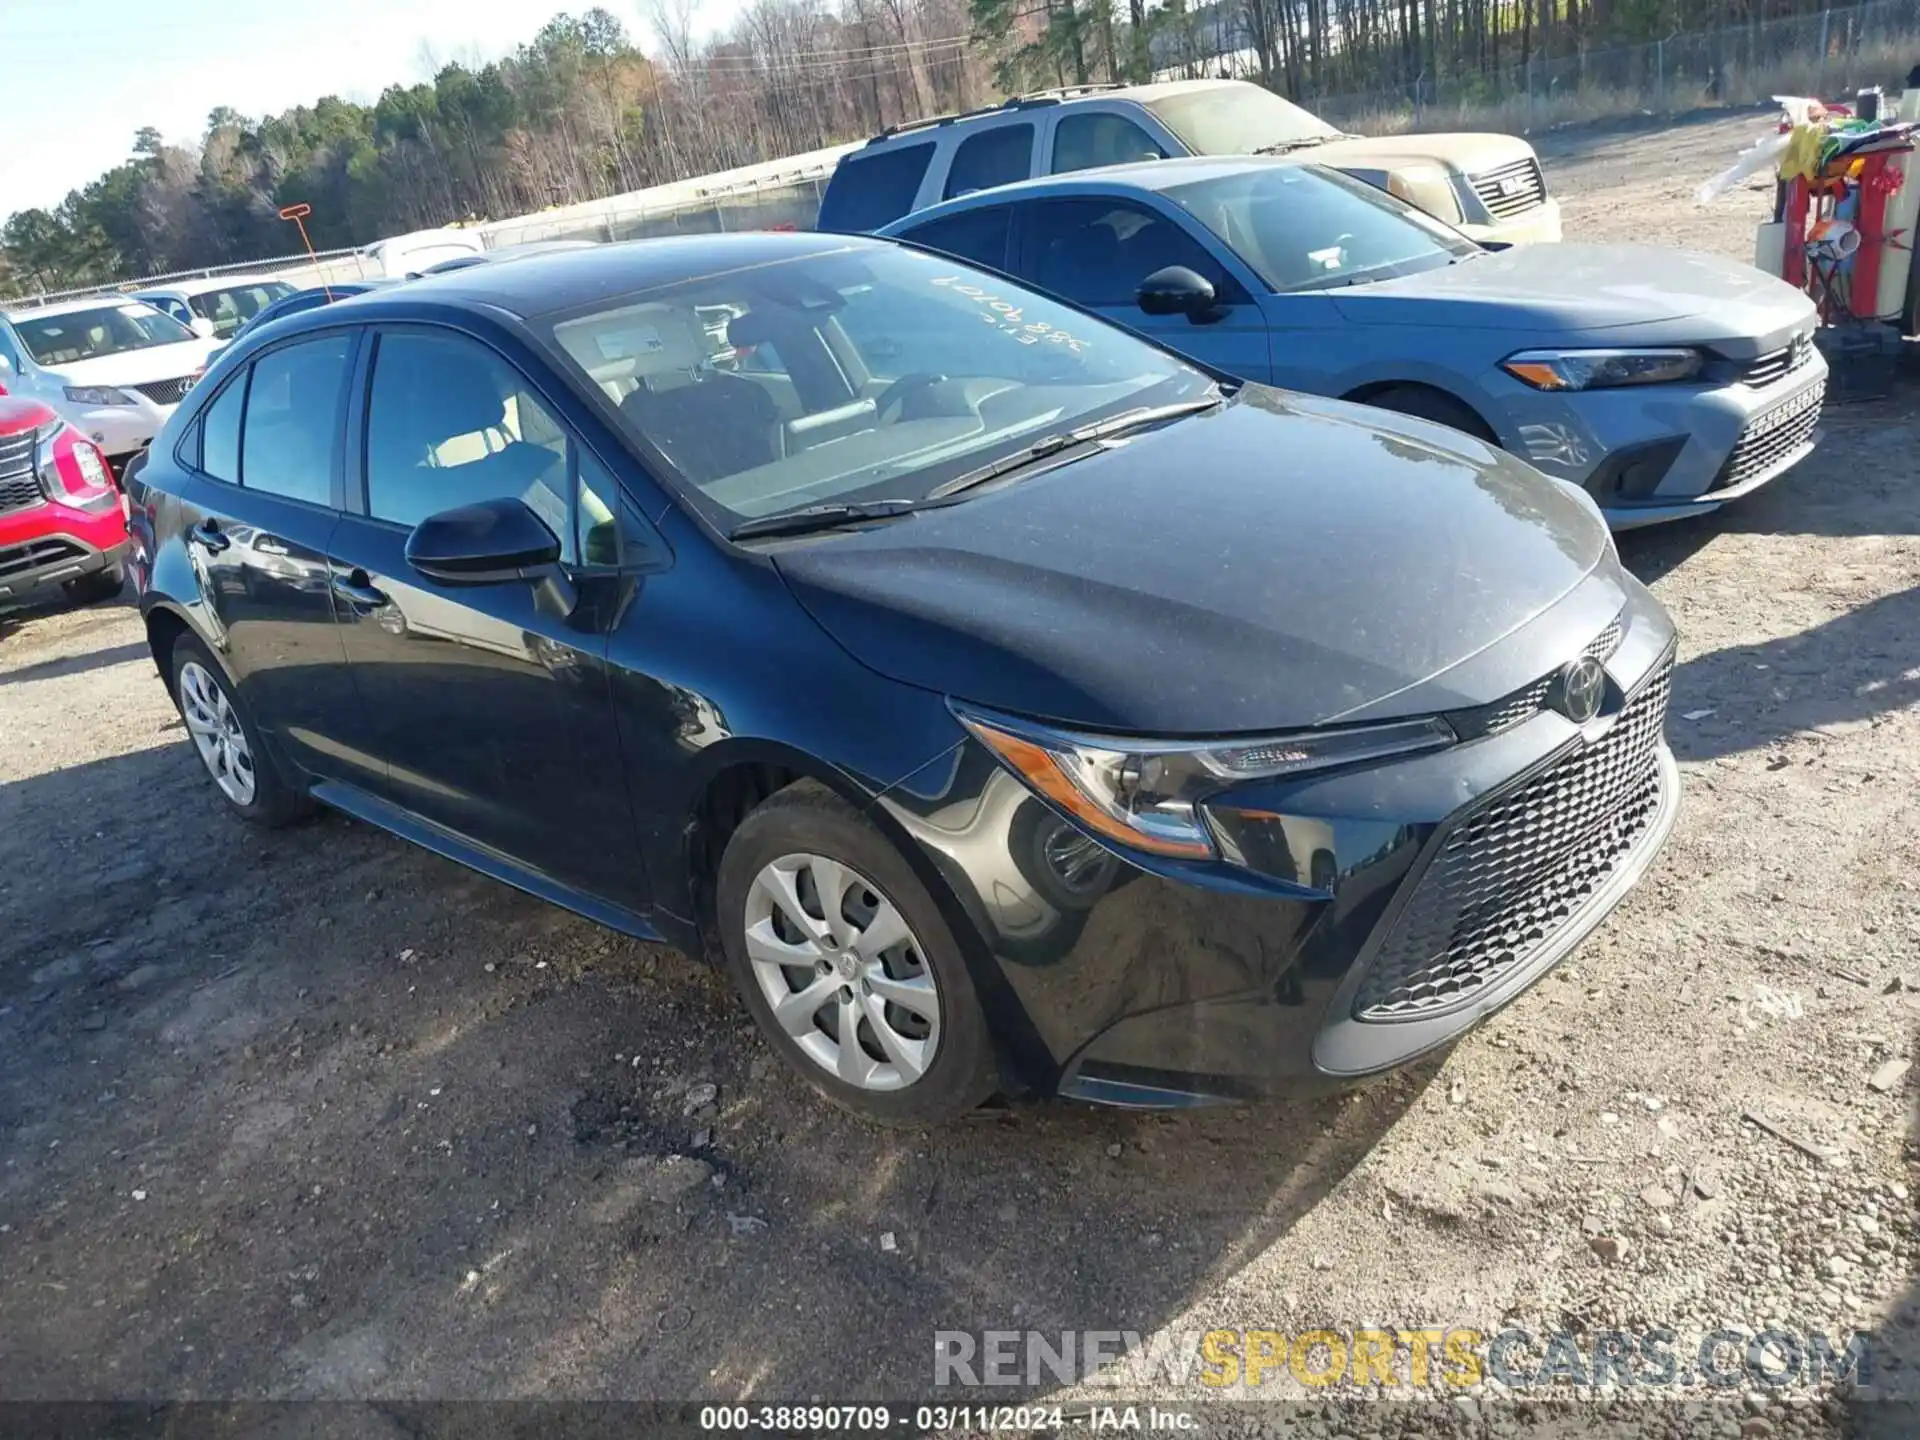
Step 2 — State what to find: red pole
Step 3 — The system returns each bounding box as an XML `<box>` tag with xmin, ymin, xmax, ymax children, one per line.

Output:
<box><xmin>277</xmin><ymin>204</ymin><xmax>330</xmax><ymax>300</ymax></box>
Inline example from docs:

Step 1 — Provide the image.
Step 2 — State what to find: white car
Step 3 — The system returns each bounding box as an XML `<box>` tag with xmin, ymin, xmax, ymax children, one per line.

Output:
<box><xmin>0</xmin><ymin>298</ymin><xmax>220</xmax><ymax>467</ymax></box>
<box><xmin>133</xmin><ymin>274</ymin><xmax>298</xmax><ymax>340</ymax></box>
<box><xmin>360</xmin><ymin>228</ymin><xmax>486</xmax><ymax>277</ymax></box>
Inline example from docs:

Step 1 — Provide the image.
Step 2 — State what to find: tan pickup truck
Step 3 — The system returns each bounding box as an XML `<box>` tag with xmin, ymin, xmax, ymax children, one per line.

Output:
<box><xmin>818</xmin><ymin>78</ymin><xmax>1561</xmax><ymax>248</ymax></box>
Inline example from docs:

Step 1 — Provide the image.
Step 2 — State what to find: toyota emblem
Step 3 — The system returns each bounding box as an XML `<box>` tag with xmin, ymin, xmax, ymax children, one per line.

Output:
<box><xmin>1553</xmin><ymin>656</ymin><xmax>1608</xmax><ymax>724</ymax></box>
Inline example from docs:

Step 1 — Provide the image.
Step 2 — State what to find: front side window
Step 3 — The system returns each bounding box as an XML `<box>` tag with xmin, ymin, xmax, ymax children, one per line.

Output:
<box><xmin>944</xmin><ymin>124</ymin><xmax>1035</xmax><ymax>199</ymax></box>
<box><xmin>240</xmin><ymin>334</ymin><xmax>354</xmax><ymax>506</ymax></box>
<box><xmin>816</xmin><ymin>143</ymin><xmax>937</xmax><ymax>233</ymax></box>
<box><xmin>1052</xmin><ymin>113</ymin><xmax>1169</xmax><ymax>173</ymax></box>
<box><xmin>1166</xmin><ymin>164</ymin><xmax>1476</xmax><ymax>291</ymax></box>
<box><xmin>11</xmin><ymin>303</ymin><xmax>195</xmax><ymax>364</ymax></box>
<box><xmin>544</xmin><ymin>243</ymin><xmax>1213</xmax><ymax>529</ymax></box>
<box><xmin>364</xmin><ymin>329</ymin><xmax>610</xmax><ymax>565</ymax></box>
<box><xmin>1023</xmin><ymin>198</ymin><xmax>1231</xmax><ymax>307</ymax></box>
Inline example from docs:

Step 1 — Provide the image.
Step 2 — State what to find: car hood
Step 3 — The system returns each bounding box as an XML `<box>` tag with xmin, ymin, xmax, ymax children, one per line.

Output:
<box><xmin>1307</xmin><ymin>131</ymin><xmax>1537</xmax><ymax>174</ymax></box>
<box><xmin>38</xmin><ymin>339</ymin><xmax>218</xmax><ymax>388</ymax></box>
<box><xmin>1332</xmin><ymin>243</ymin><xmax>1817</xmax><ymax>346</ymax></box>
<box><xmin>772</xmin><ymin>388</ymin><xmax>1617</xmax><ymax>735</ymax></box>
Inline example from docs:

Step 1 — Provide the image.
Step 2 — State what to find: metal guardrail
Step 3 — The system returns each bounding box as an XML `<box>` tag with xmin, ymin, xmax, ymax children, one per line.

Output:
<box><xmin>2</xmin><ymin>246</ymin><xmax>373</xmax><ymax>311</ymax></box>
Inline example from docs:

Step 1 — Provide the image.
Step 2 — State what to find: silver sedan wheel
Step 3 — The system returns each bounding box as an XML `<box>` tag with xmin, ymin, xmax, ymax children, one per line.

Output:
<box><xmin>743</xmin><ymin>852</ymin><xmax>941</xmax><ymax>1091</ymax></box>
<box><xmin>178</xmin><ymin>660</ymin><xmax>257</xmax><ymax>807</ymax></box>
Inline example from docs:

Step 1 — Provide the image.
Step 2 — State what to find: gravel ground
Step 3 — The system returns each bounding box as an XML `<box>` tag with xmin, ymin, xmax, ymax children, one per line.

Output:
<box><xmin>0</xmin><ymin>109</ymin><xmax>1915</xmax><ymax>1436</ymax></box>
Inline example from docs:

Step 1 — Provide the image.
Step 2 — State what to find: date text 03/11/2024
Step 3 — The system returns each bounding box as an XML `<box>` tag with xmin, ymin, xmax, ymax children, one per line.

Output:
<box><xmin>696</xmin><ymin>1405</ymin><xmax>1197</xmax><ymax>1432</ymax></box>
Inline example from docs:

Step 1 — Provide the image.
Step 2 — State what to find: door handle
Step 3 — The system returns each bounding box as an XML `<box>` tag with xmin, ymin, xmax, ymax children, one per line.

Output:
<box><xmin>190</xmin><ymin>520</ymin><xmax>231</xmax><ymax>553</ymax></box>
<box><xmin>254</xmin><ymin>537</ymin><xmax>290</xmax><ymax>556</ymax></box>
<box><xmin>331</xmin><ymin>570</ymin><xmax>389</xmax><ymax>609</ymax></box>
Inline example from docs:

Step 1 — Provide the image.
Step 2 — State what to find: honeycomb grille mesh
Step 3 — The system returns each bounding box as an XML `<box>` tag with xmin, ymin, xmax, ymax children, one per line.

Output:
<box><xmin>1355</xmin><ymin>661</ymin><xmax>1672</xmax><ymax>1020</ymax></box>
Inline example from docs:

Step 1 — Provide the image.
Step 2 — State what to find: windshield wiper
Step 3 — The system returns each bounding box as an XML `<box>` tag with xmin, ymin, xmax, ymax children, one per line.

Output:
<box><xmin>1255</xmin><ymin>137</ymin><xmax>1330</xmax><ymax>155</ymax></box>
<box><xmin>728</xmin><ymin>499</ymin><xmax>917</xmax><ymax>541</ymax></box>
<box><xmin>927</xmin><ymin>397</ymin><xmax>1225</xmax><ymax>501</ymax></box>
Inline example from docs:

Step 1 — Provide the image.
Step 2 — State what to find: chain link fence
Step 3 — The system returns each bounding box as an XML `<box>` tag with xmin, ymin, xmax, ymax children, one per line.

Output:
<box><xmin>1176</xmin><ymin>0</ymin><xmax>1920</xmax><ymax>134</ymax></box>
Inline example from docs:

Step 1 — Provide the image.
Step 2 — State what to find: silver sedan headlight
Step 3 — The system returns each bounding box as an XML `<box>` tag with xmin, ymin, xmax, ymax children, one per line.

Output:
<box><xmin>1502</xmin><ymin>348</ymin><xmax>1704</xmax><ymax>392</ymax></box>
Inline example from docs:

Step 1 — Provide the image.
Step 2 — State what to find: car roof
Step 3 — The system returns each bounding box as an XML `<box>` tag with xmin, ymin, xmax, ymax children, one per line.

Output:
<box><xmin>877</xmin><ymin>153</ymin><xmax>1305</xmax><ymax>230</ymax></box>
<box><xmin>858</xmin><ymin>78</ymin><xmax>1249</xmax><ymax>148</ymax></box>
<box><xmin>136</xmin><ymin>274</ymin><xmax>299</xmax><ymax>297</ymax></box>
<box><xmin>300</xmin><ymin>231</ymin><xmax>877</xmax><ymax>322</ymax></box>
<box><xmin>4</xmin><ymin>294</ymin><xmax>169</xmax><ymax>322</ymax></box>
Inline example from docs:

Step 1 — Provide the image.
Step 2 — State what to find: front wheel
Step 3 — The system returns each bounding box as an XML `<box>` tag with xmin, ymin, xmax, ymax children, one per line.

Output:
<box><xmin>715</xmin><ymin>782</ymin><xmax>998</xmax><ymax>1125</ymax></box>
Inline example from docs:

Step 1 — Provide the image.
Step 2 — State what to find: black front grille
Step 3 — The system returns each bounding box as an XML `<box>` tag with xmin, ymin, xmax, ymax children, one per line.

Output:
<box><xmin>1470</xmin><ymin>157</ymin><xmax>1548</xmax><ymax>218</ymax></box>
<box><xmin>0</xmin><ymin>537</ymin><xmax>83</xmax><ymax>582</ymax></box>
<box><xmin>1742</xmin><ymin>333</ymin><xmax>1815</xmax><ymax>387</ymax></box>
<box><xmin>0</xmin><ymin>430</ymin><xmax>42</xmax><ymax>515</ymax></box>
<box><xmin>1711</xmin><ymin>379</ymin><xmax>1825</xmax><ymax>493</ymax></box>
<box><xmin>131</xmin><ymin>375</ymin><xmax>195</xmax><ymax>406</ymax></box>
<box><xmin>1457</xmin><ymin>613</ymin><xmax>1627</xmax><ymax>740</ymax></box>
<box><xmin>1356</xmin><ymin>661</ymin><xmax>1672</xmax><ymax>1020</ymax></box>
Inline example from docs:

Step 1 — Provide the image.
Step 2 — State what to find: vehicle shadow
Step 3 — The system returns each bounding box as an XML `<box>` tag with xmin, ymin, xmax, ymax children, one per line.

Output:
<box><xmin>1851</xmin><ymin>1069</ymin><xmax>1918</xmax><ymax>1436</ymax></box>
<box><xmin>0</xmin><ymin>743</ymin><xmax>1430</xmax><ymax>1403</ymax></box>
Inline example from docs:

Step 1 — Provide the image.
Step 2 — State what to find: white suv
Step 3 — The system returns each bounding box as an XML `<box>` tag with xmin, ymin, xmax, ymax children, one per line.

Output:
<box><xmin>0</xmin><ymin>298</ymin><xmax>219</xmax><ymax>468</ymax></box>
<box><xmin>817</xmin><ymin>79</ymin><xmax>1561</xmax><ymax>248</ymax></box>
<box><xmin>133</xmin><ymin>274</ymin><xmax>298</xmax><ymax>340</ymax></box>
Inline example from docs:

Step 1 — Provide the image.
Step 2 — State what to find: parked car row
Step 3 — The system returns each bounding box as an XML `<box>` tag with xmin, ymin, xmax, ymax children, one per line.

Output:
<box><xmin>128</xmin><ymin>234</ymin><xmax>1684</xmax><ymax>1124</ymax></box>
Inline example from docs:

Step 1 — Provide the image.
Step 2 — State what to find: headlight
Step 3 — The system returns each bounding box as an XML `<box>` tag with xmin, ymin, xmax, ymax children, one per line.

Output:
<box><xmin>63</xmin><ymin>384</ymin><xmax>136</xmax><ymax>407</ymax></box>
<box><xmin>954</xmin><ymin>704</ymin><xmax>1457</xmax><ymax>860</ymax></box>
<box><xmin>1502</xmin><ymin>348</ymin><xmax>1703</xmax><ymax>391</ymax></box>
<box><xmin>1386</xmin><ymin>164</ymin><xmax>1464</xmax><ymax>224</ymax></box>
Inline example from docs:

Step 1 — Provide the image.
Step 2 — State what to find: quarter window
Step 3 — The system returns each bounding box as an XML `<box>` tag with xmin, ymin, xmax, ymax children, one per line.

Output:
<box><xmin>816</xmin><ymin>142</ymin><xmax>937</xmax><ymax>233</ymax></box>
<box><xmin>199</xmin><ymin>374</ymin><xmax>245</xmax><ymax>484</ymax></box>
<box><xmin>238</xmin><ymin>334</ymin><xmax>353</xmax><ymax>506</ymax></box>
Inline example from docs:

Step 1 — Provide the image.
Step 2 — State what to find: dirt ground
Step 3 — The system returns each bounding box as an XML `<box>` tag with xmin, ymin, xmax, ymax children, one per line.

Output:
<box><xmin>1</xmin><ymin>110</ymin><xmax>1915</xmax><ymax>1435</ymax></box>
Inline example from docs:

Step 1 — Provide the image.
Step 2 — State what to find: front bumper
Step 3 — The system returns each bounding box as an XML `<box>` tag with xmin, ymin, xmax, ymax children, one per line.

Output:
<box><xmin>54</xmin><ymin>397</ymin><xmax>174</xmax><ymax>462</ymax></box>
<box><xmin>1486</xmin><ymin>352</ymin><xmax>1829</xmax><ymax>530</ymax></box>
<box><xmin>1455</xmin><ymin>197</ymin><xmax>1563</xmax><ymax>247</ymax></box>
<box><xmin>875</xmin><ymin>579</ymin><xmax>1678</xmax><ymax>1106</ymax></box>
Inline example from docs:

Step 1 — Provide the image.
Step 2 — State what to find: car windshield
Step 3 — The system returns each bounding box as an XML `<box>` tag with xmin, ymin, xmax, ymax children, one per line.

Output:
<box><xmin>1144</xmin><ymin>84</ymin><xmax>1342</xmax><ymax>155</ymax></box>
<box><xmin>542</xmin><ymin>244</ymin><xmax>1214</xmax><ymax>527</ymax></box>
<box><xmin>10</xmin><ymin>302</ymin><xmax>195</xmax><ymax>364</ymax></box>
<box><xmin>1165</xmin><ymin>164</ymin><xmax>1480</xmax><ymax>291</ymax></box>
<box><xmin>189</xmin><ymin>282</ymin><xmax>297</xmax><ymax>337</ymax></box>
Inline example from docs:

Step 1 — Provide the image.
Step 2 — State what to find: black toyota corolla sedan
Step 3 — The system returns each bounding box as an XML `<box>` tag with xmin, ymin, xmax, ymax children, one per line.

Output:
<box><xmin>125</xmin><ymin>232</ymin><xmax>1679</xmax><ymax>1124</ymax></box>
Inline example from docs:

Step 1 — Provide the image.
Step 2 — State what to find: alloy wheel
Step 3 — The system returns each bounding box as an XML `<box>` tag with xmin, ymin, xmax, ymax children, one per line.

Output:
<box><xmin>743</xmin><ymin>852</ymin><xmax>941</xmax><ymax>1091</ymax></box>
<box><xmin>178</xmin><ymin>660</ymin><xmax>257</xmax><ymax>807</ymax></box>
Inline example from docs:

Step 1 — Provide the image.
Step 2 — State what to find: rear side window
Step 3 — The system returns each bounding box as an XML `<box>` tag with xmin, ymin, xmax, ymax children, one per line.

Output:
<box><xmin>816</xmin><ymin>143</ymin><xmax>936</xmax><ymax>233</ymax></box>
<box><xmin>240</xmin><ymin>334</ymin><xmax>353</xmax><ymax>506</ymax></box>
<box><xmin>1022</xmin><ymin>198</ymin><xmax>1238</xmax><ymax>307</ymax></box>
<box><xmin>897</xmin><ymin>206</ymin><xmax>1013</xmax><ymax>272</ymax></box>
<box><xmin>199</xmin><ymin>374</ymin><xmax>245</xmax><ymax>484</ymax></box>
<box><xmin>944</xmin><ymin>124</ymin><xmax>1034</xmax><ymax>199</ymax></box>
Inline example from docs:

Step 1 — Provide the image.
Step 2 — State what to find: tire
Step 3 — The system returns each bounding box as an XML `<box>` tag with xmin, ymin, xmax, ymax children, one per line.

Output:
<box><xmin>168</xmin><ymin>634</ymin><xmax>313</xmax><ymax>828</ymax></box>
<box><xmin>1362</xmin><ymin>385</ymin><xmax>1498</xmax><ymax>444</ymax></box>
<box><xmin>63</xmin><ymin>560</ymin><xmax>125</xmax><ymax>605</ymax></box>
<box><xmin>715</xmin><ymin>781</ymin><xmax>998</xmax><ymax>1126</ymax></box>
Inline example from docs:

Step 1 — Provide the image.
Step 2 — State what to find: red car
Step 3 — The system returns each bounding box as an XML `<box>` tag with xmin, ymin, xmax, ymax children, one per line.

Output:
<box><xmin>0</xmin><ymin>395</ymin><xmax>129</xmax><ymax>606</ymax></box>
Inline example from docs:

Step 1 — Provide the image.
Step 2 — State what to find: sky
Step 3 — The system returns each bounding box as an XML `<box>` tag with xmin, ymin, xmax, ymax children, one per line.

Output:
<box><xmin>0</xmin><ymin>0</ymin><xmax>747</xmax><ymax>218</ymax></box>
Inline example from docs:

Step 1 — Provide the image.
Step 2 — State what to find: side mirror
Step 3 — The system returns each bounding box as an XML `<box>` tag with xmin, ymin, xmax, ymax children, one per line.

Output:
<box><xmin>405</xmin><ymin>496</ymin><xmax>562</xmax><ymax>586</ymax></box>
<box><xmin>188</xmin><ymin>316</ymin><xmax>218</xmax><ymax>340</ymax></box>
<box><xmin>1137</xmin><ymin>265</ymin><xmax>1221</xmax><ymax>323</ymax></box>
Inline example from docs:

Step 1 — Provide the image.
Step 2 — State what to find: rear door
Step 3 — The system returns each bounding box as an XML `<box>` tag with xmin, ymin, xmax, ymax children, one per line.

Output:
<box><xmin>1010</xmin><ymin>194</ymin><xmax>1274</xmax><ymax>382</ymax></box>
<box><xmin>322</xmin><ymin>323</ymin><xmax>644</xmax><ymax>905</ymax></box>
<box><xmin>173</xmin><ymin>329</ymin><xmax>368</xmax><ymax>782</ymax></box>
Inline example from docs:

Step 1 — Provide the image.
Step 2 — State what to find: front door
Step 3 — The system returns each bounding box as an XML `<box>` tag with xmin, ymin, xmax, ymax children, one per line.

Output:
<box><xmin>176</xmin><ymin>330</ymin><xmax>368</xmax><ymax>785</ymax></box>
<box><xmin>323</xmin><ymin>324</ymin><xmax>643</xmax><ymax>907</ymax></box>
<box><xmin>1014</xmin><ymin>196</ymin><xmax>1274</xmax><ymax>383</ymax></box>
